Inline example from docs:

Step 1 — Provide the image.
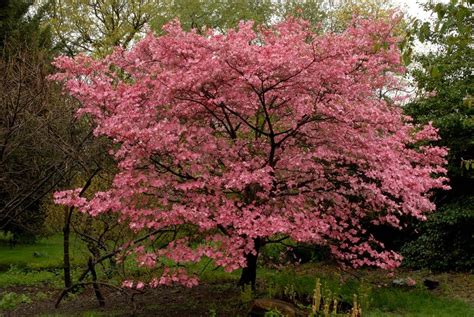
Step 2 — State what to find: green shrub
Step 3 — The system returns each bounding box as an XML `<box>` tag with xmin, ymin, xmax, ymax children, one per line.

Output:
<box><xmin>402</xmin><ymin>197</ymin><xmax>474</xmax><ymax>271</ymax></box>
<box><xmin>0</xmin><ymin>292</ymin><xmax>32</xmax><ymax>310</ymax></box>
<box><xmin>260</xmin><ymin>241</ymin><xmax>332</xmax><ymax>269</ymax></box>
<box><xmin>0</xmin><ymin>266</ymin><xmax>57</xmax><ymax>287</ymax></box>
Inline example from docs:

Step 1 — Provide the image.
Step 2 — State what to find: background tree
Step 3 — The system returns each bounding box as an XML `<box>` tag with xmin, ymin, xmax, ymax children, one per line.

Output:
<box><xmin>405</xmin><ymin>0</ymin><xmax>473</xmax><ymax>181</ymax></box>
<box><xmin>329</xmin><ymin>0</ymin><xmax>403</xmax><ymax>31</ymax></box>
<box><xmin>47</xmin><ymin>0</ymin><xmax>275</xmax><ymax>57</ymax></box>
<box><xmin>53</xmin><ymin>17</ymin><xmax>447</xmax><ymax>289</ymax></box>
<box><xmin>402</xmin><ymin>0</ymin><xmax>474</xmax><ymax>271</ymax></box>
<box><xmin>0</xmin><ymin>0</ymin><xmax>58</xmax><ymax>242</ymax></box>
<box><xmin>0</xmin><ymin>0</ymin><xmax>30</xmax><ymax>47</ymax></box>
<box><xmin>151</xmin><ymin>0</ymin><xmax>274</xmax><ymax>33</ymax></box>
<box><xmin>278</xmin><ymin>0</ymin><xmax>327</xmax><ymax>29</ymax></box>
<box><xmin>279</xmin><ymin>0</ymin><xmax>406</xmax><ymax>33</ymax></box>
<box><xmin>0</xmin><ymin>0</ymin><xmax>108</xmax><ymax>244</ymax></box>
<box><xmin>47</xmin><ymin>0</ymin><xmax>163</xmax><ymax>56</ymax></box>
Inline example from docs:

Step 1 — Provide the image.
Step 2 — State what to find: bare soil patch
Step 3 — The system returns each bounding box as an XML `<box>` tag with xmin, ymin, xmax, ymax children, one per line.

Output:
<box><xmin>3</xmin><ymin>281</ymin><xmax>246</xmax><ymax>316</ymax></box>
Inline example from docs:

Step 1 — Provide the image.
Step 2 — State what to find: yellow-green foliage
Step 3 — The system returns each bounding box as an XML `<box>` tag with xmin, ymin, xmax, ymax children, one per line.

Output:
<box><xmin>240</xmin><ymin>284</ymin><xmax>254</xmax><ymax>304</ymax></box>
<box><xmin>151</xmin><ymin>0</ymin><xmax>275</xmax><ymax>33</ymax></box>
<box><xmin>44</xmin><ymin>0</ymin><xmax>275</xmax><ymax>57</ymax></box>
<box><xmin>330</xmin><ymin>0</ymin><xmax>409</xmax><ymax>37</ymax></box>
<box><xmin>311</xmin><ymin>278</ymin><xmax>321</xmax><ymax>314</ymax></box>
<box><xmin>0</xmin><ymin>292</ymin><xmax>32</xmax><ymax>310</ymax></box>
<box><xmin>309</xmin><ymin>277</ymin><xmax>366</xmax><ymax>317</ymax></box>
<box><xmin>46</xmin><ymin>0</ymin><xmax>163</xmax><ymax>56</ymax></box>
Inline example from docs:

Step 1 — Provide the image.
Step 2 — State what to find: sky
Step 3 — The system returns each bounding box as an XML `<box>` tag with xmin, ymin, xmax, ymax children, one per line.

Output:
<box><xmin>394</xmin><ymin>0</ymin><xmax>429</xmax><ymax>18</ymax></box>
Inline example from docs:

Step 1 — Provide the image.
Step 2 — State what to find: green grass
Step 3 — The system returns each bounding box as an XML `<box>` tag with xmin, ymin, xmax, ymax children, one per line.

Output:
<box><xmin>0</xmin><ymin>234</ymin><xmax>86</xmax><ymax>271</ymax></box>
<box><xmin>0</xmin><ymin>236</ymin><xmax>473</xmax><ymax>316</ymax></box>
<box><xmin>368</xmin><ymin>287</ymin><xmax>474</xmax><ymax>317</ymax></box>
<box><xmin>0</xmin><ymin>234</ymin><xmax>87</xmax><ymax>288</ymax></box>
<box><xmin>0</xmin><ymin>266</ymin><xmax>58</xmax><ymax>288</ymax></box>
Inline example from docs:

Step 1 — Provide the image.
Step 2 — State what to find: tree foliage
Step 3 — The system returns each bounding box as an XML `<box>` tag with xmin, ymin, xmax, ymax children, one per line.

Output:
<box><xmin>0</xmin><ymin>0</ymin><xmax>33</xmax><ymax>47</ymax></box>
<box><xmin>0</xmin><ymin>0</ymin><xmax>106</xmax><ymax>242</ymax></box>
<box><xmin>151</xmin><ymin>0</ymin><xmax>274</xmax><ymax>33</ymax></box>
<box><xmin>47</xmin><ymin>0</ymin><xmax>163</xmax><ymax>56</ymax></box>
<box><xmin>401</xmin><ymin>0</ymin><xmax>473</xmax><ymax>271</ymax></box>
<box><xmin>280</xmin><ymin>0</ymin><xmax>405</xmax><ymax>33</ymax></box>
<box><xmin>52</xmin><ymin>17</ymin><xmax>447</xmax><ymax>288</ymax></box>
<box><xmin>328</xmin><ymin>0</ymin><xmax>403</xmax><ymax>32</ymax></box>
<box><xmin>278</xmin><ymin>0</ymin><xmax>327</xmax><ymax>29</ymax></box>
<box><xmin>0</xmin><ymin>0</ymin><xmax>55</xmax><ymax>241</ymax></box>
<box><xmin>402</xmin><ymin>196</ymin><xmax>474</xmax><ymax>271</ymax></box>
<box><xmin>405</xmin><ymin>0</ymin><xmax>473</xmax><ymax>181</ymax></box>
<box><xmin>46</xmin><ymin>0</ymin><xmax>275</xmax><ymax>56</ymax></box>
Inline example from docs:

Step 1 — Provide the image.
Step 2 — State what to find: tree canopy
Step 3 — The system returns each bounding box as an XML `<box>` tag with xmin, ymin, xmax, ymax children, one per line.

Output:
<box><xmin>405</xmin><ymin>0</ymin><xmax>473</xmax><ymax>182</ymax></box>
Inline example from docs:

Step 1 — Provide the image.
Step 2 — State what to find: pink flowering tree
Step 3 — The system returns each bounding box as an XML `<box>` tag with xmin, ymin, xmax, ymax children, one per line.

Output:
<box><xmin>52</xmin><ymin>17</ymin><xmax>448</xmax><ymax>289</ymax></box>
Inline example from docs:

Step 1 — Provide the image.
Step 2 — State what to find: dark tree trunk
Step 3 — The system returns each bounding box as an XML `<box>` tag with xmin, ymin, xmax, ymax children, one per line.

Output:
<box><xmin>62</xmin><ymin>168</ymin><xmax>100</xmax><ymax>289</ymax></box>
<box><xmin>88</xmin><ymin>257</ymin><xmax>105</xmax><ymax>307</ymax></box>
<box><xmin>238</xmin><ymin>238</ymin><xmax>262</xmax><ymax>290</ymax></box>
<box><xmin>63</xmin><ymin>206</ymin><xmax>73</xmax><ymax>288</ymax></box>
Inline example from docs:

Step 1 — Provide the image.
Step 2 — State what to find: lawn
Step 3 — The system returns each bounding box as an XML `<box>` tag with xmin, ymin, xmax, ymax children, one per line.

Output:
<box><xmin>0</xmin><ymin>234</ymin><xmax>86</xmax><ymax>289</ymax></box>
<box><xmin>0</xmin><ymin>234</ymin><xmax>86</xmax><ymax>271</ymax></box>
<box><xmin>0</xmin><ymin>235</ymin><xmax>473</xmax><ymax>316</ymax></box>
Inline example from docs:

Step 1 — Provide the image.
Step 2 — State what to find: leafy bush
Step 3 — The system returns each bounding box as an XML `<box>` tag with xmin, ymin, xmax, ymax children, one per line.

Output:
<box><xmin>0</xmin><ymin>266</ymin><xmax>57</xmax><ymax>288</ymax></box>
<box><xmin>402</xmin><ymin>197</ymin><xmax>474</xmax><ymax>272</ymax></box>
<box><xmin>260</xmin><ymin>241</ymin><xmax>332</xmax><ymax>270</ymax></box>
<box><xmin>0</xmin><ymin>292</ymin><xmax>32</xmax><ymax>310</ymax></box>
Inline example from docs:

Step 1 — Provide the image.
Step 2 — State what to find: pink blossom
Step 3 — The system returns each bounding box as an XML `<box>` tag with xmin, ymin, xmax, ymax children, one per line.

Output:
<box><xmin>122</xmin><ymin>280</ymin><xmax>134</xmax><ymax>288</ymax></box>
<box><xmin>406</xmin><ymin>277</ymin><xmax>417</xmax><ymax>286</ymax></box>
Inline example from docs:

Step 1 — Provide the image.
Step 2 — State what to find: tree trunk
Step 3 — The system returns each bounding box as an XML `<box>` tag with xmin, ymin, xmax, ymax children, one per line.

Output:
<box><xmin>62</xmin><ymin>168</ymin><xmax>100</xmax><ymax>289</ymax></box>
<box><xmin>238</xmin><ymin>238</ymin><xmax>261</xmax><ymax>290</ymax></box>
<box><xmin>88</xmin><ymin>257</ymin><xmax>105</xmax><ymax>307</ymax></box>
<box><xmin>63</xmin><ymin>206</ymin><xmax>73</xmax><ymax>288</ymax></box>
